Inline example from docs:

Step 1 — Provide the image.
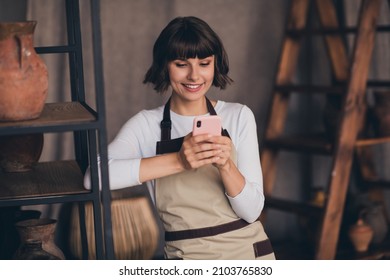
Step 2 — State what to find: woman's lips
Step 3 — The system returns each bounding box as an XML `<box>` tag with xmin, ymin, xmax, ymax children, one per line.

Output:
<box><xmin>182</xmin><ymin>83</ymin><xmax>204</xmax><ymax>92</ymax></box>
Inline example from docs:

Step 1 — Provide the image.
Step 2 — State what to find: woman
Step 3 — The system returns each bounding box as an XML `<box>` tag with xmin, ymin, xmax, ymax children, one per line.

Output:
<box><xmin>84</xmin><ymin>16</ymin><xmax>275</xmax><ymax>260</ymax></box>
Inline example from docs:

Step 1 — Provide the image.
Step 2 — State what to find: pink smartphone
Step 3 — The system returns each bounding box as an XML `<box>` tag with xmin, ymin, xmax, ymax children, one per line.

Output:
<box><xmin>192</xmin><ymin>115</ymin><xmax>222</xmax><ymax>136</ymax></box>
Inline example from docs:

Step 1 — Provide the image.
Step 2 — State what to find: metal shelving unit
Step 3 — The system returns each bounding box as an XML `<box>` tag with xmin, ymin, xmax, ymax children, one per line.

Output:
<box><xmin>0</xmin><ymin>0</ymin><xmax>114</xmax><ymax>259</ymax></box>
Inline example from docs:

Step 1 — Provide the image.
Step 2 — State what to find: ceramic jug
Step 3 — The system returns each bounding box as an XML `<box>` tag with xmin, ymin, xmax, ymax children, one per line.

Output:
<box><xmin>14</xmin><ymin>218</ymin><xmax>65</xmax><ymax>260</ymax></box>
<box><xmin>0</xmin><ymin>133</ymin><xmax>44</xmax><ymax>172</ymax></box>
<box><xmin>0</xmin><ymin>21</ymin><xmax>48</xmax><ymax>121</ymax></box>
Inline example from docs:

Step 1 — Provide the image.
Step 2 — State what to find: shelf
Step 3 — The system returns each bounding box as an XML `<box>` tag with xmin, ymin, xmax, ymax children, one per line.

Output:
<box><xmin>0</xmin><ymin>0</ymin><xmax>113</xmax><ymax>259</ymax></box>
<box><xmin>0</xmin><ymin>160</ymin><xmax>89</xmax><ymax>204</ymax></box>
<box><xmin>0</xmin><ymin>102</ymin><xmax>97</xmax><ymax>135</ymax></box>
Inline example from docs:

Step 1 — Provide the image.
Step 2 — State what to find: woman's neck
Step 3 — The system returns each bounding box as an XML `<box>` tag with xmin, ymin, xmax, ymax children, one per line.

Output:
<box><xmin>170</xmin><ymin>95</ymin><xmax>215</xmax><ymax>116</ymax></box>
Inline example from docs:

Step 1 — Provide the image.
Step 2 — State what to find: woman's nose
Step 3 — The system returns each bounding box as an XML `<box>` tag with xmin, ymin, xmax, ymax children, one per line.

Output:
<box><xmin>187</xmin><ymin>66</ymin><xmax>200</xmax><ymax>81</ymax></box>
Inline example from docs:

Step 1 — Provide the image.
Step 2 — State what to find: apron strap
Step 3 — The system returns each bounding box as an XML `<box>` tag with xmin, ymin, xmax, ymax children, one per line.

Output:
<box><xmin>157</xmin><ymin>96</ymin><xmax>230</xmax><ymax>154</ymax></box>
<box><xmin>165</xmin><ymin>218</ymin><xmax>250</xmax><ymax>241</ymax></box>
<box><xmin>161</xmin><ymin>97</ymin><xmax>172</xmax><ymax>141</ymax></box>
<box><xmin>160</xmin><ymin>97</ymin><xmax>218</xmax><ymax>141</ymax></box>
<box><xmin>205</xmin><ymin>97</ymin><xmax>230</xmax><ymax>137</ymax></box>
<box><xmin>206</xmin><ymin>97</ymin><xmax>217</xmax><ymax>115</ymax></box>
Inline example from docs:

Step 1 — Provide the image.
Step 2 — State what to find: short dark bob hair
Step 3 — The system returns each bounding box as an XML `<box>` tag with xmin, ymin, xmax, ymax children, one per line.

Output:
<box><xmin>143</xmin><ymin>16</ymin><xmax>233</xmax><ymax>93</ymax></box>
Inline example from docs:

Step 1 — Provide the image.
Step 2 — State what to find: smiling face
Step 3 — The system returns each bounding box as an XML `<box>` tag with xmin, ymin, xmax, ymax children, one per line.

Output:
<box><xmin>168</xmin><ymin>55</ymin><xmax>215</xmax><ymax>104</ymax></box>
<box><xmin>144</xmin><ymin>17</ymin><xmax>232</xmax><ymax>94</ymax></box>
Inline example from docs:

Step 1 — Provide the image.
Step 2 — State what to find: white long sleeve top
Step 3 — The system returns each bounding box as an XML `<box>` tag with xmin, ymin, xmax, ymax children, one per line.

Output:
<box><xmin>84</xmin><ymin>100</ymin><xmax>264</xmax><ymax>223</ymax></box>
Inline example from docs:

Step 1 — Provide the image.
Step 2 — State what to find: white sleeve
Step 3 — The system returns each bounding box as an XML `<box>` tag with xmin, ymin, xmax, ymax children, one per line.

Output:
<box><xmin>226</xmin><ymin>106</ymin><xmax>265</xmax><ymax>223</ymax></box>
<box><xmin>84</xmin><ymin>112</ymin><xmax>148</xmax><ymax>190</ymax></box>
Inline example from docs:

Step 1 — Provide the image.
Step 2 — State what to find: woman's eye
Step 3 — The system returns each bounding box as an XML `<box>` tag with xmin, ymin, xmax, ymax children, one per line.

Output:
<box><xmin>175</xmin><ymin>63</ymin><xmax>187</xmax><ymax>67</ymax></box>
<box><xmin>200</xmin><ymin>62</ymin><xmax>211</xmax><ymax>67</ymax></box>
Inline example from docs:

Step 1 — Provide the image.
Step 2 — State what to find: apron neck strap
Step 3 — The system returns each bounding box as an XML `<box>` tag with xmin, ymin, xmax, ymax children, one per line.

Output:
<box><xmin>161</xmin><ymin>97</ymin><xmax>216</xmax><ymax>141</ymax></box>
<box><xmin>161</xmin><ymin>98</ymin><xmax>172</xmax><ymax>141</ymax></box>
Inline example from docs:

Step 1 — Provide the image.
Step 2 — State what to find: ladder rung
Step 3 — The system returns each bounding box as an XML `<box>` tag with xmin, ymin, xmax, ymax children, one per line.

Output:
<box><xmin>274</xmin><ymin>84</ymin><xmax>344</xmax><ymax>94</ymax></box>
<box><xmin>355</xmin><ymin>136</ymin><xmax>390</xmax><ymax>147</ymax></box>
<box><xmin>265</xmin><ymin>196</ymin><xmax>323</xmax><ymax>217</ymax></box>
<box><xmin>286</xmin><ymin>25</ymin><xmax>390</xmax><ymax>36</ymax></box>
<box><xmin>264</xmin><ymin>134</ymin><xmax>333</xmax><ymax>154</ymax></box>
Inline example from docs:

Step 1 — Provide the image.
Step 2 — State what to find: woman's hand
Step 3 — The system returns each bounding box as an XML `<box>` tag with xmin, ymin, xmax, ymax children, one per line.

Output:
<box><xmin>177</xmin><ymin>133</ymin><xmax>244</xmax><ymax>197</ymax></box>
<box><xmin>177</xmin><ymin>133</ymin><xmax>231</xmax><ymax>170</ymax></box>
<box><xmin>209</xmin><ymin>135</ymin><xmax>232</xmax><ymax>170</ymax></box>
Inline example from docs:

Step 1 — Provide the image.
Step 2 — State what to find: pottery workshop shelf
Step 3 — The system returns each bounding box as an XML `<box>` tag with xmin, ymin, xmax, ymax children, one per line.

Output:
<box><xmin>0</xmin><ymin>160</ymin><xmax>90</xmax><ymax>206</ymax></box>
<box><xmin>0</xmin><ymin>102</ymin><xmax>97</xmax><ymax>135</ymax></box>
<box><xmin>0</xmin><ymin>0</ymin><xmax>114</xmax><ymax>259</ymax></box>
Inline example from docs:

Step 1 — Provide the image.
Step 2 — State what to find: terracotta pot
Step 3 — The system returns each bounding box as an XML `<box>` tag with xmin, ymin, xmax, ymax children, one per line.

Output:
<box><xmin>0</xmin><ymin>21</ymin><xmax>48</xmax><ymax>121</ymax></box>
<box><xmin>14</xmin><ymin>218</ymin><xmax>65</xmax><ymax>260</ymax></box>
<box><xmin>0</xmin><ymin>133</ymin><xmax>44</xmax><ymax>172</ymax></box>
<box><xmin>348</xmin><ymin>218</ymin><xmax>373</xmax><ymax>252</ymax></box>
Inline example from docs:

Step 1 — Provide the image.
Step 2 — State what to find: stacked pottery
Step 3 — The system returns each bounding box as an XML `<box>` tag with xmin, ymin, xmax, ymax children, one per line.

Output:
<box><xmin>14</xmin><ymin>218</ymin><xmax>65</xmax><ymax>260</ymax></box>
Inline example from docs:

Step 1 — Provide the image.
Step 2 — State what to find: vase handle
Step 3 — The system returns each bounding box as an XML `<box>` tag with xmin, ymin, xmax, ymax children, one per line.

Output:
<box><xmin>14</xmin><ymin>34</ymin><xmax>26</xmax><ymax>69</ymax></box>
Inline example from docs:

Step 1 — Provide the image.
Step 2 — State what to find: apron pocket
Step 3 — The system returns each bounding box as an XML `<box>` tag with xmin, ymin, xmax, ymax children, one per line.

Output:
<box><xmin>253</xmin><ymin>239</ymin><xmax>274</xmax><ymax>258</ymax></box>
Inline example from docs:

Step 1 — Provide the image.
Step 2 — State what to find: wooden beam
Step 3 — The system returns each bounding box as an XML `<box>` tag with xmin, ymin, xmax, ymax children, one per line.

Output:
<box><xmin>316</xmin><ymin>0</ymin><xmax>382</xmax><ymax>260</ymax></box>
<box><xmin>261</xmin><ymin>0</ymin><xmax>310</xmax><ymax>196</ymax></box>
<box><xmin>315</xmin><ymin>0</ymin><xmax>350</xmax><ymax>82</ymax></box>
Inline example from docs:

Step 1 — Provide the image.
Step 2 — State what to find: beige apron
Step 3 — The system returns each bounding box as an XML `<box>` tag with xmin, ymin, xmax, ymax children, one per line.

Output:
<box><xmin>155</xmin><ymin>98</ymin><xmax>275</xmax><ymax>260</ymax></box>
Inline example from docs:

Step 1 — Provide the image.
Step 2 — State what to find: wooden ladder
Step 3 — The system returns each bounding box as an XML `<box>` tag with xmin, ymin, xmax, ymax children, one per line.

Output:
<box><xmin>260</xmin><ymin>0</ymin><xmax>384</xmax><ymax>259</ymax></box>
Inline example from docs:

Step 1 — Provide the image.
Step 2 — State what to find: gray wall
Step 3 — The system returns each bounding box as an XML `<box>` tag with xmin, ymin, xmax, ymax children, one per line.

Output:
<box><xmin>2</xmin><ymin>0</ymin><xmax>389</xmax><ymax>258</ymax></box>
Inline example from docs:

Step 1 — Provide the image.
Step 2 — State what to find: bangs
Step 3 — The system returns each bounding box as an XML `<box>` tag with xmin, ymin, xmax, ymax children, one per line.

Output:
<box><xmin>166</xmin><ymin>30</ymin><xmax>215</xmax><ymax>61</ymax></box>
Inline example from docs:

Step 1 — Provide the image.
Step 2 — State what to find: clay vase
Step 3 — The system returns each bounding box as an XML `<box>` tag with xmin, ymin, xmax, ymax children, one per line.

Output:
<box><xmin>14</xmin><ymin>218</ymin><xmax>65</xmax><ymax>260</ymax></box>
<box><xmin>15</xmin><ymin>239</ymin><xmax>60</xmax><ymax>260</ymax></box>
<box><xmin>372</xmin><ymin>91</ymin><xmax>390</xmax><ymax>137</ymax></box>
<box><xmin>0</xmin><ymin>133</ymin><xmax>44</xmax><ymax>172</ymax></box>
<box><xmin>0</xmin><ymin>21</ymin><xmax>48</xmax><ymax>121</ymax></box>
<box><xmin>348</xmin><ymin>218</ymin><xmax>373</xmax><ymax>253</ymax></box>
